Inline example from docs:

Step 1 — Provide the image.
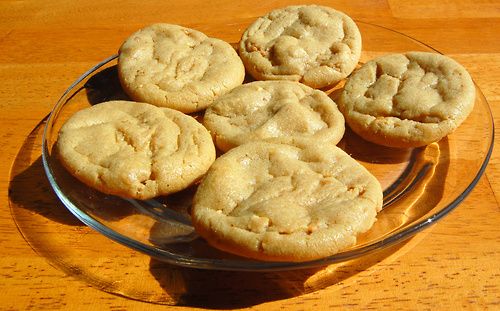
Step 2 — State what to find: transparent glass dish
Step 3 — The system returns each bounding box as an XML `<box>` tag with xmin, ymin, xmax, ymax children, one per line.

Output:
<box><xmin>42</xmin><ymin>22</ymin><xmax>494</xmax><ymax>271</ymax></box>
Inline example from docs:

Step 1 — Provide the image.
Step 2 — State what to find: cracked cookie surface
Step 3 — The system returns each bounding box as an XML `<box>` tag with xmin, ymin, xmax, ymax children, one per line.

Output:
<box><xmin>56</xmin><ymin>100</ymin><xmax>216</xmax><ymax>200</ymax></box>
<box><xmin>239</xmin><ymin>5</ymin><xmax>362</xmax><ymax>89</ymax></box>
<box><xmin>118</xmin><ymin>23</ymin><xmax>245</xmax><ymax>113</ymax></box>
<box><xmin>203</xmin><ymin>80</ymin><xmax>345</xmax><ymax>152</ymax></box>
<box><xmin>191</xmin><ymin>141</ymin><xmax>383</xmax><ymax>262</ymax></box>
<box><xmin>338</xmin><ymin>52</ymin><xmax>475</xmax><ymax>148</ymax></box>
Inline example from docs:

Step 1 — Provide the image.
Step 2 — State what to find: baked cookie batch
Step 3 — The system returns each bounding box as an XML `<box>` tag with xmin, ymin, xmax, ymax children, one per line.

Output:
<box><xmin>56</xmin><ymin>5</ymin><xmax>475</xmax><ymax>262</ymax></box>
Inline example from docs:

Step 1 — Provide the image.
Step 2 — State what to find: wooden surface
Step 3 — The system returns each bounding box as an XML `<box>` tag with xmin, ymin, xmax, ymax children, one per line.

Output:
<box><xmin>1</xmin><ymin>0</ymin><xmax>499</xmax><ymax>309</ymax></box>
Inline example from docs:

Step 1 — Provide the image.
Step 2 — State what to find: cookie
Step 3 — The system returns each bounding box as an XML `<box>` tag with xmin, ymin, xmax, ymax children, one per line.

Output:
<box><xmin>56</xmin><ymin>100</ymin><xmax>216</xmax><ymax>200</ymax></box>
<box><xmin>238</xmin><ymin>5</ymin><xmax>362</xmax><ymax>89</ymax></box>
<box><xmin>203</xmin><ymin>80</ymin><xmax>345</xmax><ymax>152</ymax></box>
<box><xmin>118</xmin><ymin>23</ymin><xmax>245</xmax><ymax>113</ymax></box>
<box><xmin>337</xmin><ymin>52</ymin><xmax>476</xmax><ymax>148</ymax></box>
<box><xmin>191</xmin><ymin>141</ymin><xmax>383</xmax><ymax>262</ymax></box>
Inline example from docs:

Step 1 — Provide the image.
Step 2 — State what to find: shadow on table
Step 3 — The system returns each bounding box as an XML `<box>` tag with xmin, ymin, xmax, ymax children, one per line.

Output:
<box><xmin>148</xmin><ymin>237</ymin><xmax>410</xmax><ymax>309</ymax></box>
<box><xmin>8</xmin><ymin>119</ymin><xmax>84</xmax><ymax>227</ymax></box>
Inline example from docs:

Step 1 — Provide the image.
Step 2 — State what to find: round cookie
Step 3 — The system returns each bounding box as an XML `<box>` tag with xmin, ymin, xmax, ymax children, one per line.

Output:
<box><xmin>239</xmin><ymin>5</ymin><xmax>362</xmax><ymax>89</ymax></box>
<box><xmin>337</xmin><ymin>51</ymin><xmax>476</xmax><ymax>148</ymax></box>
<box><xmin>56</xmin><ymin>100</ymin><xmax>216</xmax><ymax>200</ymax></box>
<box><xmin>118</xmin><ymin>23</ymin><xmax>245</xmax><ymax>113</ymax></box>
<box><xmin>191</xmin><ymin>141</ymin><xmax>383</xmax><ymax>262</ymax></box>
<box><xmin>203</xmin><ymin>80</ymin><xmax>345</xmax><ymax>152</ymax></box>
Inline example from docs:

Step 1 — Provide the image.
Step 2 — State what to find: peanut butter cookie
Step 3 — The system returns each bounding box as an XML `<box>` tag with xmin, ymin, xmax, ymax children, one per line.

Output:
<box><xmin>337</xmin><ymin>52</ymin><xmax>476</xmax><ymax>148</ymax></box>
<box><xmin>56</xmin><ymin>100</ymin><xmax>216</xmax><ymax>200</ymax></box>
<box><xmin>118</xmin><ymin>23</ymin><xmax>245</xmax><ymax>113</ymax></box>
<box><xmin>239</xmin><ymin>5</ymin><xmax>362</xmax><ymax>88</ymax></box>
<box><xmin>203</xmin><ymin>80</ymin><xmax>345</xmax><ymax>152</ymax></box>
<box><xmin>191</xmin><ymin>141</ymin><xmax>383</xmax><ymax>262</ymax></box>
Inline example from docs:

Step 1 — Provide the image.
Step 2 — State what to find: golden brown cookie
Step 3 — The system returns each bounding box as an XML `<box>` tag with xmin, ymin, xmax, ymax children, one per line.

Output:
<box><xmin>191</xmin><ymin>141</ymin><xmax>383</xmax><ymax>262</ymax></box>
<box><xmin>239</xmin><ymin>5</ymin><xmax>362</xmax><ymax>89</ymax></box>
<box><xmin>337</xmin><ymin>52</ymin><xmax>476</xmax><ymax>148</ymax></box>
<box><xmin>56</xmin><ymin>100</ymin><xmax>216</xmax><ymax>200</ymax></box>
<box><xmin>203</xmin><ymin>80</ymin><xmax>345</xmax><ymax>152</ymax></box>
<box><xmin>118</xmin><ymin>23</ymin><xmax>245</xmax><ymax>113</ymax></box>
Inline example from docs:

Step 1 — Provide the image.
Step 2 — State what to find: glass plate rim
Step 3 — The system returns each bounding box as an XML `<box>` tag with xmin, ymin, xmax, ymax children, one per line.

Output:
<box><xmin>41</xmin><ymin>22</ymin><xmax>495</xmax><ymax>271</ymax></box>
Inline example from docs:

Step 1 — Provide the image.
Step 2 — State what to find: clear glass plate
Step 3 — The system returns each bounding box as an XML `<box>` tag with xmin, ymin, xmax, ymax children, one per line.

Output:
<box><xmin>42</xmin><ymin>22</ymin><xmax>494</xmax><ymax>271</ymax></box>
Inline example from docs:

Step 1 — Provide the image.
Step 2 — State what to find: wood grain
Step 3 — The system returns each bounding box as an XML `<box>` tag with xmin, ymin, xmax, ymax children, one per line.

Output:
<box><xmin>1</xmin><ymin>1</ymin><xmax>499</xmax><ymax>310</ymax></box>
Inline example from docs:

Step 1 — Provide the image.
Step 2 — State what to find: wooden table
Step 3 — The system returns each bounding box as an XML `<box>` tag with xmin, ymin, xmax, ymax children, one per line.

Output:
<box><xmin>2</xmin><ymin>1</ymin><xmax>499</xmax><ymax>309</ymax></box>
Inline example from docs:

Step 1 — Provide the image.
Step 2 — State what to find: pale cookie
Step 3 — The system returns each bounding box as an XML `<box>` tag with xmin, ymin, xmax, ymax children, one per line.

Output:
<box><xmin>203</xmin><ymin>80</ymin><xmax>345</xmax><ymax>152</ymax></box>
<box><xmin>56</xmin><ymin>100</ymin><xmax>216</xmax><ymax>200</ymax></box>
<box><xmin>191</xmin><ymin>141</ymin><xmax>383</xmax><ymax>262</ymax></box>
<box><xmin>338</xmin><ymin>52</ymin><xmax>476</xmax><ymax>148</ymax></box>
<box><xmin>118</xmin><ymin>23</ymin><xmax>245</xmax><ymax>113</ymax></box>
<box><xmin>239</xmin><ymin>5</ymin><xmax>362</xmax><ymax>89</ymax></box>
